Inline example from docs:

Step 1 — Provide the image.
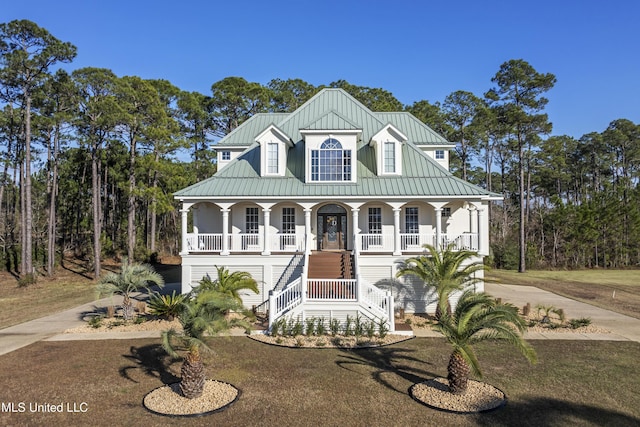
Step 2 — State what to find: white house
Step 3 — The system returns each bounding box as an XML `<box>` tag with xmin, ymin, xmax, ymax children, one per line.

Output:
<box><xmin>174</xmin><ymin>88</ymin><xmax>500</xmax><ymax>331</ymax></box>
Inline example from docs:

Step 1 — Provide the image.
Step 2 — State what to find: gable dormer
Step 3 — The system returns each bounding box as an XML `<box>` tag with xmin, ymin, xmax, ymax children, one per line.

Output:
<box><xmin>370</xmin><ymin>124</ymin><xmax>407</xmax><ymax>176</ymax></box>
<box><xmin>255</xmin><ymin>125</ymin><xmax>292</xmax><ymax>177</ymax></box>
<box><xmin>301</xmin><ymin>129</ymin><xmax>360</xmax><ymax>183</ymax></box>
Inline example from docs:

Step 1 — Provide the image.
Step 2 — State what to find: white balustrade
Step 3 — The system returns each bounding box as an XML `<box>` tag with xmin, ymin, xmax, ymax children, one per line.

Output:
<box><xmin>185</xmin><ymin>232</ymin><xmax>477</xmax><ymax>254</ymax></box>
<box><xmin>306</xmin><ymin>279</ymin><xmax>357</xmax><ymax>300</ymax></box>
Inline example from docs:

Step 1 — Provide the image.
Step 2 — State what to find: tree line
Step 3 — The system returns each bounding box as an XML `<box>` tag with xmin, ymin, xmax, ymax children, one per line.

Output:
<box><xmin>1</xmin><ymin>20</ymin><xmax>638</xmax><ymax>282</ymax></box>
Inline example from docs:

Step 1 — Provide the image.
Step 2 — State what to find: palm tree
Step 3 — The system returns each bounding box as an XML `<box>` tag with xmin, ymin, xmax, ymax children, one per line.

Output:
<box><xmin>435</xmin><ymin>289</ymin><xmax>537</xmax><ymax>394</ymax></box>
<box><xmin>396</xmin><ymin>243</ymin><xmax>486</xmax><ymax>320</ymax></box>
<box><xmin>195</xmin><ymin>266</ymin><xmax>259</xmax><ymax>306</ymax></box>
<box><xmin>96</xmin><ymin>258</ymin><xmax>164</xmax><ymax>320</ymax></box>
<box><xmin>162</xmin><ymin>290</ymin><xmax>253</xmax><ymax>399</ymax></box>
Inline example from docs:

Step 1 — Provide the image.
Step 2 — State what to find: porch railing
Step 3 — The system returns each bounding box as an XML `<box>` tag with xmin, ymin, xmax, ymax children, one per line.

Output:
<box><xmin>271</xmin><ymin>233</ymin><xmax>305</xmax><ymax>252</ymax></box>
<box><xmin>186</xmin><ymin>233</ymin><xmax>224</xmax><ymax>252</ymax></box>
<box><xmin>186</xmin><ymin>232</ymin><xmax>478</xmax><ymax>253</ymax></box>
<box><xmin>307</xmin><ymin>279</ymin><xmax>357</xmax><ymax>300</ymax></box>
<box><xmin>359</xmin><ymin>233</ymin><xmax>392</xmax><ymax>251</ymax></box>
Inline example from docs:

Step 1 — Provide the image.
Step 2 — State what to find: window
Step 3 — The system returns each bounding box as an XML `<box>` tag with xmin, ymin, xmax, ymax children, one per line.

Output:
<box><xmin>246</xmin><ymin>207</ymin><xmax>259</xmax><ymax>234</ymax></box>
<box><xmin>282</xmin><ymin>207</ymin><xmax>295</xmax><ymax>234</ymax></box>
<box><xmin>221</xmin><ymin>151</ymin><xmax>231</xmax><ymax>161</ymax></box>
<box><xmin>435</xmin><ymin>150</ymin><xmax>445</xmax><ymax>160</ymax></box>
<box><xmin>405</xmin><ymin>207</ymin><xmax>419</xmax><ymax>233</ymax></box>
<box><xmin>267</xmin><ymin>143</ymin><xmax>278</xmax><ymax>174</ymax></box>
<box><xmin>368</xmin><ymin>207</ymin><xmax>382</xmax><ymax>234</ymax></box>
<box><xmin>383</xmin><ymin>141</ymin><xmax>395</xmax><ymax>173</ymax></box>
<box><xmin>311</xmin><ymin>138</ymin><xmax>352</xmax><ymax>181</ymax></box>
<box><xmin>441</xmin><ymin>207</ymin><xmax>451</xmax><ymax>217</ymax></box>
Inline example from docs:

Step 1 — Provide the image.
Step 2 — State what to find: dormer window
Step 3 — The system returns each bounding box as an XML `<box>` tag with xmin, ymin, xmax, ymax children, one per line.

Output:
<box><xmin>221</xmin><ymin>151</ymin><xmax>231</xmax><ymax>161</ymax></box>
<box><xmin>256</xmin><ymin>125</ymin><xmax>292</xmax><ymax>177</ymax></box>
<box><xmin>384</xmin><ymin>141</ymin><xmax>396</xmax><ymax>173</ymax></box>
<box><xmin>435</xmin><ymin>150</ymin><xmax>445</xmax><ymax>160</ymax></box>
<box><xmin>267</xmin><ymin>143</ymin><xmax>279</xmax><ymax>174</ymax></box>
<box><xmin>371</xmin><ymin>124</ymin><xmax>405</xmax><ymax>176</ymax></box>
<box><xmin>311</xmin><ymin>138</ymin><xmax>352</xmax><ymax>181</ymax></box>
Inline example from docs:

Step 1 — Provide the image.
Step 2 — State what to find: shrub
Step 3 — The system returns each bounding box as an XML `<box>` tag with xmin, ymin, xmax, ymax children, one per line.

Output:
<box><xmin>147</xmin><ymin>291</ymin><xmax>186</xmax><ymax>320</ymax></box>
<box><xmin>329</xmin><ymin>318</ymin><xmax>341</xmax><ymax>336</ymax></box>
<box><xmin>377</xmin><ymin>317</ymin><xmax>389</xmax><ymax>339</ymax></box>
<box><xmin>354</xmin><ymin>314</ymin><xmax>364</xmax><ymax>337</ymax></box>
<box><xmin>305</xmin><ymin>317</ymin><xmax>316</xmax><ymax>336</ymax></box>
<box><xmin>291</xmin><ymin>318</ymin><xmax>304</xmax><ymax>336</ymax></box>
<box><xmin>316</xmin><ymin>317</ymin><xmax>327</xmax><ymax>336</ymax></box>
<box><xmin>88</xmin><ymin>316</ymin><xmax>103</xmax><ymax>329</ymax></box>
<box><xmin>569</xmin><ymin>317</ymin><xmax>592</xmax><ymax>329</ymax></box>
<box><xmin>365</xmin><ymin>320</ymin><xmax>376</xmax><ymax>339</ymax></box>
<box><xmin>270</xmin><ymin>317</ymin><xmax>286</xmax><ymax>336</ymax></box>
<box><xmin>344</xmin><ymin>315</ymin><xmax>354</xmax><ymax>336</ymax></box>
<box><xmin>17</xmin><ymin>273</ymin><xmax>37</xmax><ymax>287</ymax></box>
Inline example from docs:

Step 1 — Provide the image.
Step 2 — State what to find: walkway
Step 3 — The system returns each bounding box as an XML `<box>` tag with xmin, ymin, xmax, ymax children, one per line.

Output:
<box><xmin>484</xmin><ymin>283</ymin><xmax>640</xmax><ymax>342</ymax></box>
<box><xmin>1</xmin><ymin>282</ymin><xmax>639</xmax><ymax>357</ymax></box>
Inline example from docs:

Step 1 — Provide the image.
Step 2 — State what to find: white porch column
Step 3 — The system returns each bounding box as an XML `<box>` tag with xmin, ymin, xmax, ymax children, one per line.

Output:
<box><xmin>180</xmin><ymin>207</ymin><xmax>189</xmax><ymax>255</ymax></box>
<box><xmin>192</xmin><ymin>206</ymin><xmax>199</xmax><ymax>235</ymax></box>
<box><xmin>351</xmin><ymin>208</ymin><xmax>360</xmax><ymax>255</ymax></box>
<box><xmin>470</xmin><ymin>206</ymin><xmax>478</xmax><ymax>234</ymax></box>
<box><xmin>393</xmin><ymin>208</ymin><xmax>402</xmax><ymax>256</ymax></box>
<box><xmin>435</xmin><ymin>207</ymin><xmax>442</xmax><ymax>250</ymax></box>
<box><xmin>304</xmin><ymin>208</ymin><xmax>312</xmax><ymax>255</ymax></box>
<box><xmin>221</xmin><ymin>208</ymin><xmax>230</xmax><ymax>256</ymax></box>
<box><xmin>478</xmin><ymin>207</ymin><xmax>487</xmax><ymax>255</ymax></box>
<box><xmin>262</xmin><ymin>208</ymin><xmax>271</xmax><ymax>256</ymax></box>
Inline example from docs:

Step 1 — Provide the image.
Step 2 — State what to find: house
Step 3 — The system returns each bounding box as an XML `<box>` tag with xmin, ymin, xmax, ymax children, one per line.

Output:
<box><xmin>174</xmin><ymin>88</ymin><xmax>500</xmax><ymax>331</ymax></box>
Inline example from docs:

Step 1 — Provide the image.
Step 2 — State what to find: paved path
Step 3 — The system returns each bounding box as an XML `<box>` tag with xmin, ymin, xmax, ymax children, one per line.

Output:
<box><xmin>1</xmin><ymin>282</ymin><xmax>639</xmax><ymax>357</ymax></box>
<box><xmin>485</xmin><ymin>283</ymin><xmax>640</xmax><ymax>342</ymax></box>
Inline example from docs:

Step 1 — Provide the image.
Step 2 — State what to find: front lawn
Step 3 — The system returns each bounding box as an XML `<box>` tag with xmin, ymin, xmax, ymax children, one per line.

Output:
<box><xmin>0</xmin><ymin>337</ymin><xmax>638</xmax><ymax>426</ymax></box>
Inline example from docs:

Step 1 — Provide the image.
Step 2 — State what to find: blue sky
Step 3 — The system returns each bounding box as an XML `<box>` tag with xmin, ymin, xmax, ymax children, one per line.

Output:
<box><xmin>3</xmin><ymin>0</ymin><xmax>639</xmax><ymax>138</ymax></box>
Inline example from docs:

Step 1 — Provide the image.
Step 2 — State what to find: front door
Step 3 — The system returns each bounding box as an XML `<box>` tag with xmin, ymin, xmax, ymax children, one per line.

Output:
<box><xmin>318</xmin><ymin>213</ymin><xmax>347</xmax><ymax>251</ymax></box>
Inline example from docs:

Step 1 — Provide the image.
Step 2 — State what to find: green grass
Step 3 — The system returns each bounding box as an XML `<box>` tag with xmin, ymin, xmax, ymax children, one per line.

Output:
<box><xmin>0</xmin><ymin>260</ymin><xmax>181</xmax><ymax>329</ymax></box>
<box><xmin>488</xmin><ymin>269</ymin><xmax>640</xmax><ymax>287</ymax></box>
<box><xmin>0</xmin><ymin>273</ymin><xmax>96</xmax><ymax>329</ymax></box>
<box><xmin>0</xmin><ymin>337</ymin><xmax>638</xmax><ymax>426</ymax></box>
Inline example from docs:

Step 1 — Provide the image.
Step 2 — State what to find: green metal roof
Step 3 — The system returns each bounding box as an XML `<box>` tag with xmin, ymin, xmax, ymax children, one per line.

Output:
<box><xmin>176</xmin><ymin>88</ymin><xmax>499</xmax><ymax>200</ymax></box>
<box><xmin>215</xmin><ymin>113</ymin><xmax>289</xmax><ymax>147</ymax></box>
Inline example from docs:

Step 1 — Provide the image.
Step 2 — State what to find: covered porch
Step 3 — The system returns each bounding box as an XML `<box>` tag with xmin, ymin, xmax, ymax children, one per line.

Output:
<box><xmin>178</xmin><ymin>199</ymin><xmax>489</xmax><ymax>257</ymax></box>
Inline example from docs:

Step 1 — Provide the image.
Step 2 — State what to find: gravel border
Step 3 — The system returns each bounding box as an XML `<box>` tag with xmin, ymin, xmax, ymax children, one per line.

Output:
<box><xmin>409</xmin><ymin>378</ymin><xmax>507</xmax><ymax>414</ymax></box>
<box><xmin>248</xmin><ymin>333</ymin><xmax>414</xmax><ymax>349</ymax></box>
<box><xmin>143</xmin><ymin>380</ymin><xmax>240</xmax><ymax>417</ymax></box>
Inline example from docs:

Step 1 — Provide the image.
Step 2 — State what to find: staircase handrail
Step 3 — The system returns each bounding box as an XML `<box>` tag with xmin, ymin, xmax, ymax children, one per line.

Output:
<box><xmin>268</xmin><ymin>277</ymin><xmax>303</xmax><ymax>326</ymax></box>
<box><xmin>360</xmin><ymin>279</ymin><xmax>390</xmax><ymax>318</ymax></box>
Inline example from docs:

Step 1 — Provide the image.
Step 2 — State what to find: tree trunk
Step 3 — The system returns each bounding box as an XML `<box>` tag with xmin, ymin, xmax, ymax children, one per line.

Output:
<box><xmin>23</xmin><ymin>91</ymin><xmax>34</xmax><ymax>277</ymax></box>
<box><xmin>91</xmin><ymin>145</ymin><xmax>102</xmax><ymax>279</ymax></box>
<box><xmin>149</xmin><ymin>151</ymin><xmax>159</xmax><ymax>254</ymax></box>
<box><xmin>46</xmin><ymin>127</ymin><xmax>60</xmax><ymax>276</ymax></box>
<box><xmin>180</xmin><ymin>349</ymin><xmax>206</xmax><ymax>399</ymax></box>
<box><xmin>447</xmin><ymin>350</ymin><xmax>471</xmax><ymax>394</ymax></box>
<box><xmin>127</xmin><ymin>133</ymin><xmax>137</xmax><ymax>261</ymax></box>
<box><xmin>518</xmin><ymin>133</ymin><xmax>526</xmax><ymax>273</ymax></box>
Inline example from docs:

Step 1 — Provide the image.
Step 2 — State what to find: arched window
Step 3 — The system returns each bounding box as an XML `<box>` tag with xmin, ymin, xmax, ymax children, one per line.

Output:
<box><xmin>311</xmin><ymin>138</ymin><xmax>352</xmax><ymax>181</ymax></box>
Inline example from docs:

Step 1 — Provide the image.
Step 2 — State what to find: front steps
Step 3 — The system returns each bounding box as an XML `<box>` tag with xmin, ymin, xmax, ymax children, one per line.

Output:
<box><xmin>308</xmin><ymin>251</ymin><xmax>353</xmax><ymax>279</ymax></box>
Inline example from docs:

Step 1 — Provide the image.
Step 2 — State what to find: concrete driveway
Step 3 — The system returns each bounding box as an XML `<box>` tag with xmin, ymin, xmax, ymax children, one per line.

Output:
<box><xmin>486</xmin><ymin>283</ymin><xmax>640</xmax><ymax>342</ymax></box>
